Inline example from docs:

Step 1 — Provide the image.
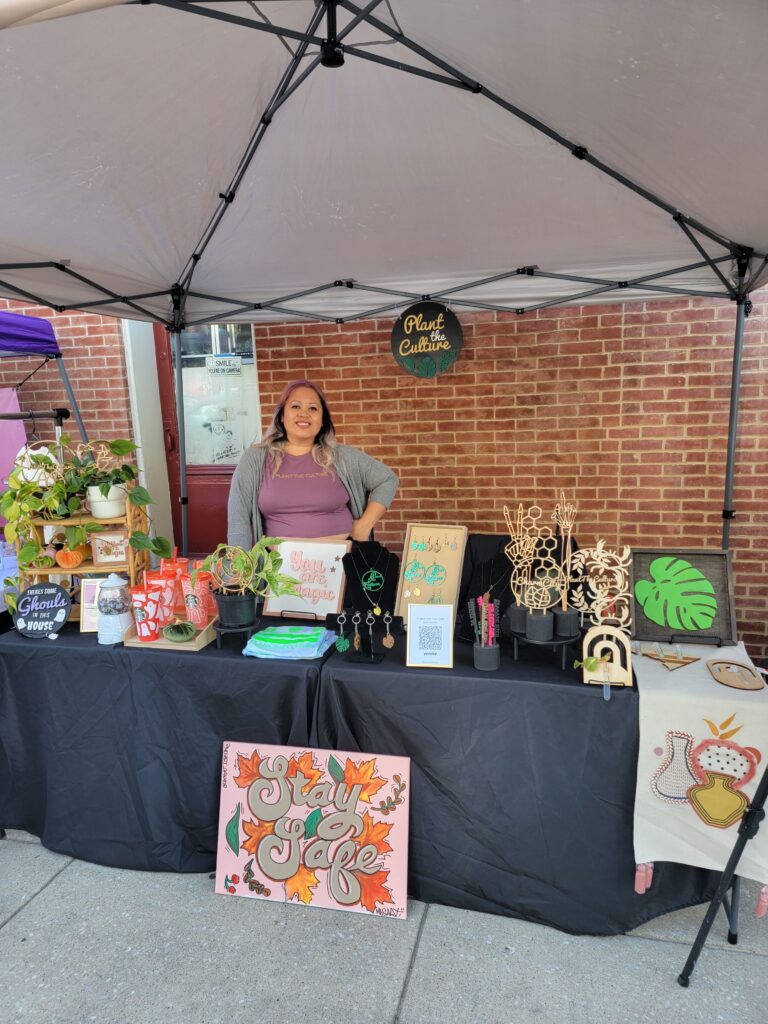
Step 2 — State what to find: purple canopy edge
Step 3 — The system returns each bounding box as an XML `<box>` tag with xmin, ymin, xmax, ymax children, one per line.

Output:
<box><xmin>0</xmin><ymin>311</ymin><xmax>60</xmax><ymax>357</ymax></box>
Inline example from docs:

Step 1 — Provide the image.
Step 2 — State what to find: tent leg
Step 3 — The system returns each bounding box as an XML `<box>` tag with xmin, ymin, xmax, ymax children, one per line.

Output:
<box><xmin>721</xmin><ymin>265</ymin><xmax>749</xmax><ymax>550</ymax></box>
<box><xmin>55</xmin><ymin>355</ymin><xmax>89</xmax><ymax>443</ymax></box>
<box><xmin>170</xmin><ymin>330</ymin><xmax>189</xmax><ymax>556</ymax></box>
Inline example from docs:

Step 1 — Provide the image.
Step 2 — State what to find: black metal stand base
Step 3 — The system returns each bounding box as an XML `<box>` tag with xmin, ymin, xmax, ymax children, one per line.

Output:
<box><xmin>344</xmin><ymin>651</ymin><xmax>385</xmax><ymax>664</ymax></box>
<box><xmin>678</xmin><ymin>765</ymin><xmax>767</xmax><ymax>987</ymax></box>
<box><xmin>213</xmin><ymin>620</ymin><xmax>254</xmax><ymax>650</ymax></box>
<box><xmin>511</xmin><ymin>630</ymin><xmax>576</xmax><ymax>671</ymax></box>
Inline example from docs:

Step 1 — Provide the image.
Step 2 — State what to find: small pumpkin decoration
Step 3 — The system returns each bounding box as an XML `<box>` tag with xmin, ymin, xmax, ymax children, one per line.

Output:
<box><xmin>55</xmin><ymin>547</ymin><xmax>84</xmax><ymax>569</ymax></box>
<box><xmin>162</xmin><ymin>618</ymin><xmax>197</xmax><ymax>644</ymax></box>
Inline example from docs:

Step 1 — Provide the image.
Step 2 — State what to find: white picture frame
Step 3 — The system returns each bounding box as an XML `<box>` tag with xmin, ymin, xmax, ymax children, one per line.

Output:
<box><xmin>79</xmin><ymin>577</ymin><xmax>103</xmax><ymax>632</ymax></box>
<box><xmin>406</xmin><ymin>603</ymin><xmax>455</xmax><ymax>669</ymax></box>
<box><xmin>262</xmin><ymin>539</ymin><xmax>351</xmax><ymax>619</ymax></box>
<box><xmin>90</xmin><ymin>530</ymin><xmax>129</xmax><ymax>566</ymax></box>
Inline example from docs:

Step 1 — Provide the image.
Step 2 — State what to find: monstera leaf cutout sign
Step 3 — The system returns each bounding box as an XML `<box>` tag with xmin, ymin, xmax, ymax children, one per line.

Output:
<box><xmin>634</xmin><ymin>556</ymin><xmax>717</xmax><ymax>630</ymax></box>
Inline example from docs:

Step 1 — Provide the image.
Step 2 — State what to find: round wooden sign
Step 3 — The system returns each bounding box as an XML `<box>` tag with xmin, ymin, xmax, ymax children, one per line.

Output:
<box><xmin>391</xmin><ymin>301</ymin><xmax>462</xmax><ymax>378</ymax></box>
<box><xmin>12</xmin><ymin>582</ymin><xmax>71</xmax><ymax>638</ymax></box>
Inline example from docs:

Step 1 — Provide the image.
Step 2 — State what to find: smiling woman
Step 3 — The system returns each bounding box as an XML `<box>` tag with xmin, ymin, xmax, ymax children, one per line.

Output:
<box><xmin>227</xmin><ymin>380</ymin><xmax>398</xmax><ymax>547</ymax></box>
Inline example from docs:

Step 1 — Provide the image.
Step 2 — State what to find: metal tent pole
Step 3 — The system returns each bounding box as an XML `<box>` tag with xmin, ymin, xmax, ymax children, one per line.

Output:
<box><xmin>171</xmin><ymin>327</ymin><xmax>188</xmax><ymax>556</ymax></box>
<box><xmin>721</xmin><ymin>258</ymin><xmax>751</xmax><ymax>549</ymax></box>
<box><xmin>170</xmin><ymin>286</ymin><xmax>188</xmax><ymax>555</ymax></box>
<box><xmin>54</xmin><ymin>355</ymin><xmax>89</xmax><ymax>443</ymax></box>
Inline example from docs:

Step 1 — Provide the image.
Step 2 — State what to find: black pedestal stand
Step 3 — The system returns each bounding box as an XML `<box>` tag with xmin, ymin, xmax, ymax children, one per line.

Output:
<box><xmin>510</xmin><ymin>630</ymin><xmax>577</xmax><ymax>672</ymax></box>
<box><xmin>678</xmin><ymin>762</ymin><xmax>767</xmax><ymax>987</ymax></box>
<box><xmin>213</xmin><ymin>620</ymin><xmax>254</xmax><ymax>649</ymax></box>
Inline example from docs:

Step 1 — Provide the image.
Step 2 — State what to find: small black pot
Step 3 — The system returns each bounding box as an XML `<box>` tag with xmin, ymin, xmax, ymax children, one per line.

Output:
<box><xmin>526</xmin><ymin>610</ymin><xmax>554</xmax><ymax>642</ymax></box>
<box><xmin>504</xmin><ymin>603</ymin><xmax>527</xmax><ymax>635</ymax></box>
<box><xmin>553</xmin><ymin>608</ymin><xmax>580</xmax><ymax>638</ymax></box>
<box><xmin>214</xmin><ymin>590</ymin><xmax>258</xmax><ymax>628</ymax></box>
<box><xmin>473</xmin><ymin>643</ymin><xmax>501</xmax><ymax>671</ymax></box>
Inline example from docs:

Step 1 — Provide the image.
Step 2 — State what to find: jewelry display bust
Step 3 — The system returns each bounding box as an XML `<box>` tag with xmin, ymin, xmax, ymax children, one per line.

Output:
<box><xmin>342</xmin><ymin>541</ymin><xmax>399</xmax><ymax>616</ymax></box>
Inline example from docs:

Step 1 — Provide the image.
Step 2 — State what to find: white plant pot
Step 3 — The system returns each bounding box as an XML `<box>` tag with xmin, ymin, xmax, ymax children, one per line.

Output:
<box><xmin>86</xmin><ymin>484</ymin><xmax>127</xmax><ymax>519</ymax></box>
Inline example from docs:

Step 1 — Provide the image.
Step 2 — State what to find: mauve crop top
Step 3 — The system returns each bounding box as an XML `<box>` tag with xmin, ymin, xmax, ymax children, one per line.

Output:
<box><xmin>257</xmin><ymin>452</ymin><xmax>353</xmax><ymax>538</ymax></box>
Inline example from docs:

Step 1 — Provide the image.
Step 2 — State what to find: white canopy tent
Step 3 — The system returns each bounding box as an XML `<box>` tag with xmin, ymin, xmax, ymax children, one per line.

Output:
<box><xmin>1</xmin><ymin>0</ymin><xmax>766</xmax><ymax>549</ymax></box>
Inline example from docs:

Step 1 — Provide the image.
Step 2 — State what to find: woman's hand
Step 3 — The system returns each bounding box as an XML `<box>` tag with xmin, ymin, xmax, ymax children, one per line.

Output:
<box><xmin>350</xmin><ymin>501</ymin><xmax>387</xmax><ymax>541</ymax></box>
<box><xmin>350</xmin><ymin>518</ymin><xmax>372</xmax><ymax>541</ymax></box>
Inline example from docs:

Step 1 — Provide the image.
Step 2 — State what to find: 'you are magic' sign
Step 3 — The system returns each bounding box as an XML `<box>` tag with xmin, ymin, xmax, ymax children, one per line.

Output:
<box><xmin>216</xmin><ymin>742</ymin><xmax>410</xmax><ymax>918</ymax></box>
<box><xmin>262</xmin><ymin>539</ymin><xmax>350</xmax><ymax>618</ymax></box>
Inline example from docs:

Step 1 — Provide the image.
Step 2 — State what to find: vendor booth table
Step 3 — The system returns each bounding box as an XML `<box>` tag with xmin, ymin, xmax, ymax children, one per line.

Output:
<box><xmin>0</xmin><ymin>628</ymin><xmax>715</xmax><ymax>933</ymax></box>
<box><xmin>0</xmin><ymin>628</ymin><xmax>320</xmax><ymax>872</ymax></box>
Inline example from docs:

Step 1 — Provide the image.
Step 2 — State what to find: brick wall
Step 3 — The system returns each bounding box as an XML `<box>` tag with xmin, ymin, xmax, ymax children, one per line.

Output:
<box><xmin>254</xmin><ymin>295</ymin><xmax>768</xmax><ymax>661</ymax></box>
<box><xmin>0</xmin><ymin>299</ymin><xmax>132</xmax><ymax>441</ymax></box>
<box><xmin>1</xmin><ymin>294</ymin><xmax>766</xmax><ymax>659</ymax></box>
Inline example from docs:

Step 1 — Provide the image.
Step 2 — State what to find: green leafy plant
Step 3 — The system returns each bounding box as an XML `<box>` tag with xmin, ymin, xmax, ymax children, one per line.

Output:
<box><xmin>574</xmin><ymin>654</ymin><xmax>611</xmax><ymax>673</ymax></box>
<box><xmin>634</xmin><ymin>556</ymin><xmax>717</xmax><ymax>631</ymax></box>
<box><xmin>195</xmin><ymin>540</ymin><xmax>299</xmax><ymax>598</ymax></box>
<box><xmin>1</xmin><ymin>436</ymin><xmax>171</xmax><ymax>611</ymax></box>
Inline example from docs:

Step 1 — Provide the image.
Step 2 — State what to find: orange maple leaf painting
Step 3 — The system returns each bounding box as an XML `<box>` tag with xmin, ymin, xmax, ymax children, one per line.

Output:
<box><xmin>287</xmin><ymin>751</ymin><xmax>323</xmax><ymax>795</ymax></box>
<box><xmin>354</xmin><ymin>868</ymin><xmax>394</xmax><ymax>913</ymax></box>
<box><xmin>343</xmin><ymin>757</ymin><xmax>386</xmax><ymax>803</ymax></box>
<box><xmin>242</xmin><ymin>817</ymin><xmax>275</xmax><ymax>855</ymax></box>
<box><xmin>285</xmin><ymin>865</ymin><xmax>319</xmax><ymax>905</ymax></box>
<box><xmin>234</xmin><ymin>749</ymin><xmax>262</xmax><ymax>789</ymax></box>
<box><xmin>356</xmin><ymin>812</ymin><xmax>394</xmax><ymax>855</ymax></box>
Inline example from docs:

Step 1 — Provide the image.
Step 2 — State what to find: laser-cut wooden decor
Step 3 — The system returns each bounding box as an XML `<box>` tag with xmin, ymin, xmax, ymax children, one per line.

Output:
<box><xmin>581</xmin><ymin>625</ymin><xmax>633</xmax><ymax>688</ymax></box>
<box><xmin>570</xmin><ymin>541</ymin><xmax>632</xmax><ymax>630</ymax></box>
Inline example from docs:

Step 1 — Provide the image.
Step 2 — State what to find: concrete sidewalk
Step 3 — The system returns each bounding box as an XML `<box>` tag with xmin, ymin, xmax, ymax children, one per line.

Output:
<box><xmin>1</xmin><ymin>830</ymin><xmax>766</xmax><ymax>1024</ymax></box>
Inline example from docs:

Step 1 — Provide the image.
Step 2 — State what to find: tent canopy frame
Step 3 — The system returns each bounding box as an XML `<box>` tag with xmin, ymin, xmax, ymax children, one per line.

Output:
<box><xmin>0</xmin><ymin>0</ymin><xmax>759</xmax><ymax>555</ymax></box>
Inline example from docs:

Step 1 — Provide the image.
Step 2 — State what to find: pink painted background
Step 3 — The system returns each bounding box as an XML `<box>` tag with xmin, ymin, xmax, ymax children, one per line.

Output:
<box><xmin>215</xmin><ymin>741</ymin><xmax>410</xmax><ymax>919</ymax></box>
<box><xmin>0</xmin><ymin>388</ymin><xmax>26</xmax><ymax>528</ymax></box>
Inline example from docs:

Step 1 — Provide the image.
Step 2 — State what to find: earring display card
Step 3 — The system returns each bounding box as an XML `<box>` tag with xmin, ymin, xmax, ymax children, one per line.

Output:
<box><xmin>395</xmin><ymin>523</ymin><xmax>468</xmax><ymax>624</ymax></box>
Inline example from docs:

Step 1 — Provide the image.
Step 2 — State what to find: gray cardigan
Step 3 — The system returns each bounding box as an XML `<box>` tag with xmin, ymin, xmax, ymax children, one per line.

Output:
<box><xmin>227</xmin><ymin>443</ymin><xmax>398</xmax><ymax>548</ymax></box>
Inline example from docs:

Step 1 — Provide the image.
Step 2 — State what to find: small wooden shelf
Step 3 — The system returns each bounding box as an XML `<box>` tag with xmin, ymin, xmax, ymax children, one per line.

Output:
<box><xmin>15</xmin><ymin>495</ymin><xmax>150</xmax><ymax>596</ymax></box>
<box><xmin>29</xmin><ymin>513</ymin><xmax>128</xmax><ymax>527</ymax></box>
<box><xmin>21</xmin><ymin>560</ymin><xmax>131</xmax><ymax>576</ymax></box>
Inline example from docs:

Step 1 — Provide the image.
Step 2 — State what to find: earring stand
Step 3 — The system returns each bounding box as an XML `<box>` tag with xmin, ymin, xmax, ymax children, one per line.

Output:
<box><xmin>678</xmin><ymin>762</ymin><xmax>768</xmax><ymax>986</ymax></box>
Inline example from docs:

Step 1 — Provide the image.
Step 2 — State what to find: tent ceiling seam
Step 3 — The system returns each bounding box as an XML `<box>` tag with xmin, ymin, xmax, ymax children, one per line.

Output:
<box><xmin>149</xmin><ymin>0</ymin><xmax>325</xmax><ymax>45</ymax></box>
<box><xmin>340</xmin><ymin>0</ymin><xmax>754</xmax><ymax>259</ymax></box>
<box><xmin>175</xmin><ymin>2</ymin><xmax>328</xmax><ymax>300</ymax></box>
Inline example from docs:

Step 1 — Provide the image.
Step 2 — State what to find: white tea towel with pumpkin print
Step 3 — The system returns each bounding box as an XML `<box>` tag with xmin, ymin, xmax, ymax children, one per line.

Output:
<box><xmin>634</xmin><ymin>642</ymin><xmax>768</xmax><ymax>891</ymax></box>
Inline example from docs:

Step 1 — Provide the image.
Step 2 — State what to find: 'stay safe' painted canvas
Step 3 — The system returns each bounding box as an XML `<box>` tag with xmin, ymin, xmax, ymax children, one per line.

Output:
<box><xmin>216</xmin><ymin>742</ymin><xmax>410</xmax><ymax>918</ymax></box>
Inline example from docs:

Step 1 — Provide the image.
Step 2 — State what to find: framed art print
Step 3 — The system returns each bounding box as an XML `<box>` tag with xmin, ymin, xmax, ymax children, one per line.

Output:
<box><xmin>395</xmin><ymin>523</ymin><xmax>467</xmax><ymax>622</ymax></box>
<box><xmin>79</xmin><ymin>577</ymin><xmax>103</xmax><ymax>632</ymax></box>
<box><xmin>262</xmin><ymin>539</ymin><xmax>350</xmax><ymax>619</ymax></box>
<box><xmin>629</xmin><ymin>548</ymin><xmax>737</xmax><ymax>645</ymax></box>
<box><xmin>406</xmin><ymin>603</ymin><xmax>455</xmax><ymax>669</ymax></box>
<box><xmin>90</xmin><ymin>530</ymin><xmax>129</xmax><ymax>566</ymax></box>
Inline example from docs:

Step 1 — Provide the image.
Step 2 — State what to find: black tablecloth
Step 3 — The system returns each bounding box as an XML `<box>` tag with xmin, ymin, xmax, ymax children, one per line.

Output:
<box><xmin>0</xmin><ymin>626</ymin><xmax>320</xmax><ymax>871</ymax></box>
<box><xmin>315</xmin><ymin>641</ymin><xmax>716</xmax><ymax>935</ymax></box>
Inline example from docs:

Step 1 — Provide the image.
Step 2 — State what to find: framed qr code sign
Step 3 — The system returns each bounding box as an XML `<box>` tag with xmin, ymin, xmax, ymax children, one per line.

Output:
<box><xmin>406</xmin><ymin>603</ymin><xmax>454</xmax><ymax>669</ymax></box>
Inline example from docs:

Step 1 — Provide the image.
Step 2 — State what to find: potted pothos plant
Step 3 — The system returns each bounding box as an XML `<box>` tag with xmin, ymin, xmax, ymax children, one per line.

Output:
<box><xmin>195</xmin><ymin>540</ymin><xmax>298</xmax><ymax>628</ymax></box>
<box><xmin>1</xmin><ymin>436</ymin><xmax>171</xmax><ymax>612</ymax></box>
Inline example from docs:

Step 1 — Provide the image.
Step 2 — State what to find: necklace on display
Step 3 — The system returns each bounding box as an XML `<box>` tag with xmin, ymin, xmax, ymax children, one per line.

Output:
<box><xmin>480</xmin><ymin>560</ymin><xmax>511</xmax><ymax>600</ymax></box>
<box><xmin>350</xmin><ymin>547</ymin><xmax>391</xmax><ymax>616</ymax></box>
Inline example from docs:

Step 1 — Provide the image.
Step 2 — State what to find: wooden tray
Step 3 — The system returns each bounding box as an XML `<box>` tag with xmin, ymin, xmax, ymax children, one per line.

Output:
<box><xmin>123</xmin><ymin>617</ymin><xmax>217</xmax><ymax>651</ymax></box>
